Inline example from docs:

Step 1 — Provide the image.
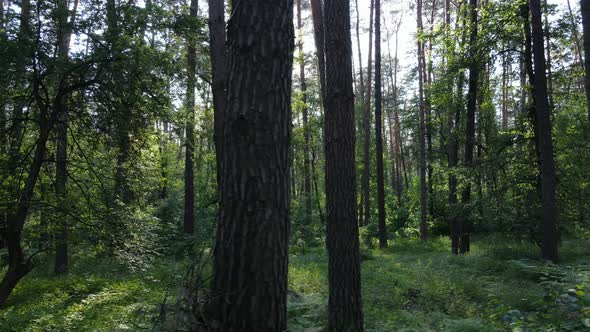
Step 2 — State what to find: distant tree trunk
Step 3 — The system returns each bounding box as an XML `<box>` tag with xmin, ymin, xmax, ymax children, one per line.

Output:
<box><xmin>448</xmin><ymin>0</ymin><xmax>464</xmax><ymax>254</ymax></box>
<box><xmin>208</xmin><ymin>0</ymin><xmax>227</xmax><ymax>187</ymax></box>
<box><xmin>298</xmin><ymin>0</ymin><xmax>313</xmax><ymax>238</ymax></box>
<box><xmin>362</xmin><ymin>0</ymin><xmax>374</xmax><ymax>228</ymax></box>
<box><xmin>567</xmin><ymin>0</ymin><xmax>584</xmax><ymax>70</ymax></box>
<box><xmin>501</xmin><ymin>50</ymin><xmax>508</xmax><ymax>130</ymax></box>
<box><xmin>374</xmin><ymin>0</ymin><xmax>387</xmax><ymax>248</ymax></box>
<box><xmin>211</xmin><ymin>0</ymin><xmax>294</xmax><ymax>330</ymax></box>
<box><xmin>54</xmin><ymin>0</ymin><xmax>79</xmax><ymax>274</ymax></box>
<box><xmin>183</xmin><ymin>0</ymin><xmax>198</xmax><ymax>235</ymax></box>
<box><xmin>530</xmin><ymin>0</ymin><xmax>559</xmax><ymax>262</ymax></box>
<box><xmin>461</xmin><ymin>0</ymin><xmax>479</xmax><ymax>254</ymax></box>
<box><xmin>310</xmin><ymin>0</ymin><xmax>326</xmax><ymax>107</ymax></box>
<box><xmin>416</xmin><ymin>0</ymin><xmax>428</xmax><ymax>242</ymax></box>
<box><xmin>581</xmin><ymin>0</ymin><xmax>590</xmax><ymax>122</ymax></box>
<box><xmin>355</xmin><ymin>0</ymin><xmax>365</xmax><ymax>97</ymax></box>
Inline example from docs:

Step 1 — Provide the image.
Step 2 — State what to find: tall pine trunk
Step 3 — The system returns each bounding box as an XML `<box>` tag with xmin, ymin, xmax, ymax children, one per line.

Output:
<box><xmin>461</xmin><ymin>0</ymin><xmax>479</xmax><ymax>254</ymax></box>
<box><xmin>211</xmin><ymin>1</ymin><xmax>294</xmax><ymax>329</ymax></box>
<box><xmin>183</xmin><ymin>0</ymin><xmax>198</xmax><ymax>235</ymax></box>
<box><xmin>324</xmin><ymin>0</ymin><xmax>364</xmax><ymax>330</ymax></box>
<box><xmin>374</xmin><ymin>0</ymin><xmax>387</xmax><ymax>248</ymax></box>
<box><xmin>54</xmin><ymin>0</ymin><xmax>79</xmax><ymax>274</ymax></box>
<box><xmin>298</xmin><ymin>0</ymin><xmax>313</xmax><ymax>239</ymax></box>
<box><xmin>530</xmin><ymin>0</ymin><xmax>559</xmax><ymax>262</ymax></box>
<box><xmin>416</xmin><ymin>0</ymin><xmax>428</xmax><ymax>242</ymax></box>
<box><xmin>581</xmin><ymin>0</ymin><xmax>590</xmax><ymax>122</ymax></box>
<box><xmin>362</xmin><ymin>0</ymin><xmax>375</xmax><ymax>228</ymax></box>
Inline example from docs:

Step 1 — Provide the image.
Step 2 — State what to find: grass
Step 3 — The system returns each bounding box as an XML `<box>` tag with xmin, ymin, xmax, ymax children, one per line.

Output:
<box><xmin>2</xmin><ymin>237</ymin><xmax>590</xmax><ymax>331</ymax></box>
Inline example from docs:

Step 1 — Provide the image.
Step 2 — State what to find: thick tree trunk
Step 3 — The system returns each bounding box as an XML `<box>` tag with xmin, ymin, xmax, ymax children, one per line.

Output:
<box><xmin>530</xmin><ymin>0</ymin><xmax>559</xmax><ymax>262</ymax></box>
<box><xmin>416</xmin><ymin>0</ymin><xmax>428</xmax><ymax>242</ymax></box>
<box><xmin>211</xmin><ymin>1</ymin><xmax>294</xmax><ymax>330</ymax></box>
<box><xmin>374</xmin><ymin>0</ymin><xmax>387</xmax><ymax>248</ymax></box>
<box><xmin>362</xmin><ymin>0</ymin><xmax>374</xmax><ymax>228</ymax></box>
<box><xmin>54</xmin><ymin>0</ymin><xmax>78</xmax><ymax>275</ymax></box>
<box><xmin>581</xmin><ymin>0</ymin><xmax>590</xmax><ymax>122</ymax></box>
<box><xmin>324</xmin><ymin>0</ymin><xmax>364</xmax><ymax>330</ymax></box>
<box><xmin>183</xmin><ymin>0</ymin><xmax>198</xmax><ymax>235</ymax></box>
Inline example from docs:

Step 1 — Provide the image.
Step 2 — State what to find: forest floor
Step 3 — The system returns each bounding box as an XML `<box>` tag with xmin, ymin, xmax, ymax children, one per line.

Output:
<box><xmin>1</xmin><ymin>237</ymin><xmax>589</xmax><ymax>331</ymax></box>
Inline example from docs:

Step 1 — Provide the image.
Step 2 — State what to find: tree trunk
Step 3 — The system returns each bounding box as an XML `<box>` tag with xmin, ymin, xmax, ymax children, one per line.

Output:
<box><xmin>211</xmin><ymin>1</ymin><xmax>294</xmax><ymax>330</ymax></box>
<box><xmin>355</xmin><ymin>0</ymin><xmax>365</xmax><ymax>97</ymax></box>
<box><xmin>208</xmin><ymin>0</ymin><xmax>227</xmax><ymax>188</ymax></box>
<box><xmin>310</xmin><ymin>0</ymin><xmax>327</xmax><ymax>107</ymax></box>
<box><xmin>461</xmin><ymin>0</ymin><xmax>479</xmax><ymax>254</ymax></box>
<box><xmin>581</xmin><ymin>0</ymin><xmax>590</xmax><ymax>122</ymax></box>
<box><xmin>374</xmin><ymin>0</ymin><xmax>387</xmax><ymax>248</ymax></box>
<box><xmin>530</xmin><ymin>0</ymin><xmax>559</xmax><ymax>262</ymax></box>
<box><xmin>362</xmin><ymin>0</ymin><xmax>374</xmax><ymax>228</ymax></box>
<box><xmin>183</xmin><ymin>0</ymin><xmax>198</xmax><ymax>235</ymax></box>
<box><xmin>324</xmin><ymin>0</ymin><xmax>364</xmax><ymax>330</ymax></box>
<box><xmin>54</xmin><ymin>0</ymin><xmax>79</xmax><ymax>274</ymax></box>
<box><xmin>417</xmin><ymin>0</ymin><xmax>428</xmax><ymax>242</ymax></box>
<box><xmin>298</xmin><ymin>0</ymin><xmax>313</xmax><ymax>240</ymax></box>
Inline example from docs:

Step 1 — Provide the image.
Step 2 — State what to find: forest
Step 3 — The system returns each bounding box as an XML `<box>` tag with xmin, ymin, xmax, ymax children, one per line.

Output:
<box><xmin>0</xmin><ymin>0</ymin><xmax>589</xmax><ymax>331</ymax></box>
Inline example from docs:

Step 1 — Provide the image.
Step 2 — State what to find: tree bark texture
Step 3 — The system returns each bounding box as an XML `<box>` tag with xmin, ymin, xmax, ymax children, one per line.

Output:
<box><xmin>324</xmin><ymin>0</ymin><xmax>364</xmax><ymax>330</ymax></box>
<box><xmin>211</xmin><ymin>0</ymin><xmax>294</xmax><ymax>330</ymax></box>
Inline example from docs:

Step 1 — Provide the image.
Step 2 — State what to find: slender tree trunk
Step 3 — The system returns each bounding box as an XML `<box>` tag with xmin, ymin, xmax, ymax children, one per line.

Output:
<box><xmin>567</xmin><ymin>0</ymin><xmax>584</xmax><ymax>70</ymax></box>
<box><xmin>355</xmin><ymin>0</ymin><xmax>365</xmax><ymax>97</ymax></box>
<box><xmin>54</xmin><ymin>0</ymin><xmax>79</xmax><ymax>274</ymax></box>
<box><xmin>581</xmin><ymin>0</ymin><xmax>590</xmax><ymax>122</ymax></box>
<box><xmin>310</xmin><ymin>0</ymin><xmax>326</xmax><ymax>107</ymax></box>
<box><xmin>208</xmin><ymin>0</ymin><xmax>227</xmax><ymax>188</ymax></box>
<box><xmin>324</xmin><ymin>0</ymin><xmax>364</xmax><ymax>330</ymax></box>
<box><xmin>211</xmin><ymin>1</ymin><xmax>294</xmax><ymax>330</ymax></box>
<box><xmin>417</xmin><ymin>0</ymin><xmax>428</xmax><ymax>242</ymax></box>
<box><xmin>298</xmin><ymin>0</ymin><xmax>313</xmax><ymax>239</ymax></box>
<box><xmin>374</xmin><ymin>0</ymin><xmax>387</xmax><ymax>248</ymax></box>
<box><xmin>543</xmin><ymin>8</ymin><xmax>554</xmax><ymax>110</ymax></box>
<box><xmin>530</xmin><ymin>0</ymin><xmax>559</xmax><ymax>262</ymax></box>
<box><xmin>461</xmin><ymin>0</ymin><xmax>479</xmax><ymax>254</ymax></box>
<box><xmin>362</xmin><ymin>0</ymin><xmax>375</xmax><ymax>228</ymax></box>
<box><xmin>183</xmin><ymin>0</ymin><xmax>198</xmax><ymax>235</ymax></box>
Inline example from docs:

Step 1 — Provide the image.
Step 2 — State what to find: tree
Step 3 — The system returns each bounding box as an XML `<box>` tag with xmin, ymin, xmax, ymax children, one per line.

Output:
<box><xmin>530</xmin><ymin>0</ymin><xmax>559</xmax><ymax>262</ymax></box>
<box><xmin>416</xmin><ymin>0</ymin><xmax>428</xmax><ymax>242</ymax></box>
<box><xmin>54</xmin><ymin>0</ymin><xmax>79</xmax><ymax>274</ymax></box>
<box><xmin>362</xmin><ymin>0</ymin><xmax>375</xmax><ymax>228</ymax></box>
<box><xmin>461</xmin><ymin>0</ymin><xmax>480</xmax><ymax>254</ymax></box>
<box><xmin>210</xmin><ymin>0</ymin><xmax>294</xmax><ymax>330</ymax></box>
<box><xmin>183</xmin><ymin>0</ymin><xmax>198</xmax><ymax>235</ymax></box>
<box><xmin>581</xmin><ymin>0</ymin><xmax>590</xmax><ymax>122</ymax></box>
<box><xmin>297</xmin><ymin>0</ymin><xmax>313</xmax><ymax>240</ymax></box>
<box><xmin>374</xmin><ymin>0</ymin><xmax>387</xmax><ymax>248</ymax></box>
<box><xmin>323</xmin><ymin>0</ymin><xmax>364</xmax><ymax>330</ymax></box>
<box><xmin>208</xmin><ymin>0</ymin><xmax>226</xmax><ymax>186</ymax></box>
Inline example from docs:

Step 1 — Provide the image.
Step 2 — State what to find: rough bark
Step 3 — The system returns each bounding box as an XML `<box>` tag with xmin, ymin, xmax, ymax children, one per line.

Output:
<box><xmin>324</xmin><ymin>0</ymin><xmax>364</xmax><ymax>330</ymax></box>
<box><xmin>374</xmin><ymin>0</ymin><xmax>386</xmax><ymax>248</ymax></box>
<box><xmin>581</xmin><ymin>0</ymin><xmax>590</xmax><ymax>122</ymax></box>
<box><xmin>362</xmin><ymin>0</ymin><xmax>375</xmax><ymax>228</ymax></box>
<box><xmin>211</xmin><ymin>0</ymin><xmax>294</xmax><ymax>330</ymax></box>
<box><xmin>530</xmin><ymin>0</ymin><xmax>559</xmax><ymax>262</ymax></box>
<box><xmin>417</xmin><ymin>0</ymin><xmax>428</xmax><ymax>242</ymax></box>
